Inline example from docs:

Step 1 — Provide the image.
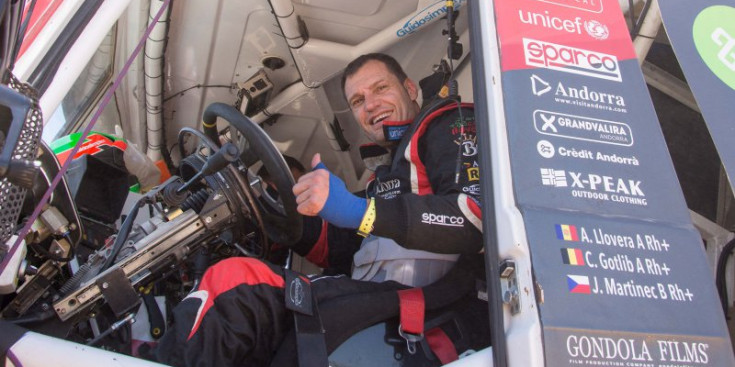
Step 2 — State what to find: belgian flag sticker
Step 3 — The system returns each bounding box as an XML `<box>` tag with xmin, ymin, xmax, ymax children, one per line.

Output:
<box><xmin>561</xmin><ymin>248</ymin><xmax>585</xmax><ymax>266</ymax></box>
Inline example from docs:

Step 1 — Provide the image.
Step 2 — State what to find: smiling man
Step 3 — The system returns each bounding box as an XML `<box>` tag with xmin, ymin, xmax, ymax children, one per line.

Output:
<box><xmin>292</xmin><ymin>53</ymin><xmax>483</xmax><ymax>286</ymax></box>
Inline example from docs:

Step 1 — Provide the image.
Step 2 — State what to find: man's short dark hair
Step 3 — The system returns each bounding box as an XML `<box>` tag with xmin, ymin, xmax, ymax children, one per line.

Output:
<box><xmin>341</xmin><ymin>53</ymin><xmax>408</xmax><ymax>97</ymax></box>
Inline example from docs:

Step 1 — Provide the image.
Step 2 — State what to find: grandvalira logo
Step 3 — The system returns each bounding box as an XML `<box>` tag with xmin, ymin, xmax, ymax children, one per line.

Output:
<box><xmin>524</xmin><ymin>38</ymin><xmax>622</xmax><ymax>82</ymax></box>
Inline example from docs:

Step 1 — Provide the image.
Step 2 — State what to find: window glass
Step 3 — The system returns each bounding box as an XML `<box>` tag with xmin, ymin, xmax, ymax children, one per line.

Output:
<box><xmin>43</xmin><ymin>29</ymin><xmax>115</xmax><ymax>142</ymax></box>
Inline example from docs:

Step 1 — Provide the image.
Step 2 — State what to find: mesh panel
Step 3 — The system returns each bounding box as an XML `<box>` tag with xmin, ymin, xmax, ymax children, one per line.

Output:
<box><xmin>1</xmin><ymin>75</ymin><xmax>42</xmax><ymax>244</ymax></box>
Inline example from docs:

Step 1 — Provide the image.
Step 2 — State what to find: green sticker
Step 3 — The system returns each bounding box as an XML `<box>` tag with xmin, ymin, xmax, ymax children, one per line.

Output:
<box><xmin>692</xmin><ymin>5</ymin><xmax>735</xmax><ymax>90</ymax></box>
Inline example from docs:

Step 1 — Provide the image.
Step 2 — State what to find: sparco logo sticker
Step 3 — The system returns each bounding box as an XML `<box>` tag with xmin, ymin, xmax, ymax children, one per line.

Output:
<box><xmin>421</xmin><ymin>213</ymin><xmax>465</xmax><ymax>227</ymax></box>
<box><xmin>397</xmin><ymin>0</ymin><xmax>465</xmax><ymax>37</ymax></box>
<box><xmin>535</xmin><ymin>0</ymin><xmax>603</xmax><ymax>13</ymax></box>
<box><xmin>523</xmin><ymin>38</ymin><xmax>622</xmax><ymax>82</ymax></box>
<box><xmin>533</xmin><ymin>110</ymin><xmax>633</xmax><ymax>146</ymax></box>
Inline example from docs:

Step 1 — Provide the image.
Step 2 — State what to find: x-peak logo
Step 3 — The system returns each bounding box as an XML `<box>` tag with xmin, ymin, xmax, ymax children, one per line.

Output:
<box><xmin>534</xmin><ymin>0</ymin><xmax>603</xmax><ymax>14</ymax></box>
<box><xmin>541</xmin><ymin>169</ymin><xmax>645</xmax><ymax>197</ymax></box>
<box><xmin>524</xmin><ymin>38</ymin><xmax>622</xmax><ymax>82</ymax></box>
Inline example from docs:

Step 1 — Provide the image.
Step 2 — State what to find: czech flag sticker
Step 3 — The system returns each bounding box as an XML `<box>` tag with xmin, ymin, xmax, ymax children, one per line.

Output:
<box><xmin>567</xmin><ymin>275</ymin><xmax>591</xmax><ymax>294</ymax></box>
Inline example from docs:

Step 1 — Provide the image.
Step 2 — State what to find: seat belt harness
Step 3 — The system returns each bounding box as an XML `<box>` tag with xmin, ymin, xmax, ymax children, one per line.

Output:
<box><xmin>397</xmin><ymin>288</ymin><xmax>460</xmax><ymax>364</ymax></box>
<box><xmin>284</xmin><ymin>269</ymin><xmax>328</xmax><ymax>367</ymax></box>
<box><xmin>397</xmin><ymin>288</ymin><xmax>425</xmax><ymax>355</ymax></box>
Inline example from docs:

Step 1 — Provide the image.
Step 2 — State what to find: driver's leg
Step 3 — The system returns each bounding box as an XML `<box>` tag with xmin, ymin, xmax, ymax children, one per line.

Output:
<box><xmin>154</xmin><ymin>257</ymin><xmax>291</xmax><ymax>367</ymax></box>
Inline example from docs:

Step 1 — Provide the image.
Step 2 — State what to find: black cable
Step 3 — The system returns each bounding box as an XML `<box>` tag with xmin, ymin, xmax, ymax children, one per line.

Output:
<box><xmin>29</xmin><ymin>242</ymin><xmax>73</xmax><ymax>262</ymax></box>
<box><xmin>9</xmin><ymin>0</ymin><xmax>37</xmax><ymax>71</ymax></box>
<box><xmin>99</xmin><ymin>199</ymin><xmax>144</xmax><ymax>272</ymax></box>
<box><xmin>163</xmin><ymin>84</ymin><xmax>234</xmax><ymax>102</ymax></box>
<box><xmin>6</xmin><ymin>309</ymin><xmax>55</xmax><ymax>325</ymax></box>
<box><xmin>627</xmin><ymin>0</ymin><xmax>636</xmax><ymax>36</ymax></box>
<box><xmin>716</xmin><ymin>237</ymin><xmax>735</xmax><ymax>318</ymax></box>
<box><xmin>631</xmin><ymin>0</ymin><xmax>653</xmax><ymax>38</ymax></box>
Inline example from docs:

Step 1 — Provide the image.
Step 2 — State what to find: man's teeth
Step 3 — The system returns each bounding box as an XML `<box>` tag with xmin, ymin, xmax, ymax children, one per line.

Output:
<box><xmin>372</xmin><ymin>113</ymin><xmax>391</xmax><ymax>125</ymax></box>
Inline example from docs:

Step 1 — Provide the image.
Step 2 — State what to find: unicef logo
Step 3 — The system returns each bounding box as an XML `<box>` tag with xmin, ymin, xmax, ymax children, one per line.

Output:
<box><xmin>584</xmin><ymin>20</ymin><xmax>609</xmax><ymax>40</ymax></box>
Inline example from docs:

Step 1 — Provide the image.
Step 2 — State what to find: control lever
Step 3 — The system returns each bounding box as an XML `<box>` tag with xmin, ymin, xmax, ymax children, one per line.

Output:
<box><xmin>177</xmin><ymin>142</ymin><xmax>239</xmax><ymax>193</ymax></box>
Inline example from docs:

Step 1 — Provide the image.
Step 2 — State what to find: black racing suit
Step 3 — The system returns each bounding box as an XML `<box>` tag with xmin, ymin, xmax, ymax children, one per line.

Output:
<box><xmin>291</xmin><ymin>101</ymin><xmax>483</xmax><ymax>276</ymax></box>
<box><xmin>154</xmin><ymin>101</ymin><xmax>485</xmax><ymax>366</ymax></box>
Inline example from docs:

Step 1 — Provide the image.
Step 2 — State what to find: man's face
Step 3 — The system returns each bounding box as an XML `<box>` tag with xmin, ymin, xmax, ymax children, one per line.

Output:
<box><xmin>344</xmin><ymin>60</ymin><xmax>419</xmax><ymax>147</ymax></box>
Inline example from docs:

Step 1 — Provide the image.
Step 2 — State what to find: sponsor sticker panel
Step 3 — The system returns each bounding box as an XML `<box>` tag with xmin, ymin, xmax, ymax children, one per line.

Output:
<box><xmin>503</xmin><ymin>66</ymin><xmax>691</xmax><ymax>223</ymax></box>
<box><xmin>524</xmin><ymin>210</ymin><xmax>729</xmax><ymax>338</ymax></box>
<box><xmin>496</xmin><ymin>0</ymin><xmax>636</xmax><ymax>73</ymax></box>
<box><xmin>494</xmin><ymin>0</ymin><xmax>734</xmax><ymax>364</ymax></box>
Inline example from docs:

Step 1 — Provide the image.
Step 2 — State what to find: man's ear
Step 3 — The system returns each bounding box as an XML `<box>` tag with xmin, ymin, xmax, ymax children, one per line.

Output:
<box><xmin>404</xmin><ymin>78</ymin><xmax>419</xmax><ymax>101</ymax></box>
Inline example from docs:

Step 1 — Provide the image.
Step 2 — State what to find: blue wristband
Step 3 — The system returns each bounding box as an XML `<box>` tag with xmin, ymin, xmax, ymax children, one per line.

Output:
<box><xmin>315</xmin><ymin>162</ymin><xmax>367</xmax><ymax>229</ymax></box>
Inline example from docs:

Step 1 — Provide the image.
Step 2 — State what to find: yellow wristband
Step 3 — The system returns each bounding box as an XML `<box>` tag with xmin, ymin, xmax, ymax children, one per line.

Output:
<box><xmin>357</xmin><ymin>198</ymin><xmax>376</xmax><ymax>237</ymax></box>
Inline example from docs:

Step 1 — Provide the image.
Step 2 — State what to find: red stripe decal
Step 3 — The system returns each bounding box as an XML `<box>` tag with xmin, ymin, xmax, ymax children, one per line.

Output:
<box><xmin>18</xmin><ymin>0</ymin><xmax>65</xmax><ymax>58</ymax></box>
<box><xmin>305</xmin><ymin>220</ymin><xmax>330</xmax><ymax>268</ymax></box>
<box><xmin>467</xmin><ymin>196</ymin><xmax>482</xmax><ymax>219</ymax></box>
<box><xmin>409</xmin><ymin>103</ymin><xmax>474</xmax><ymax>195</ymax></box>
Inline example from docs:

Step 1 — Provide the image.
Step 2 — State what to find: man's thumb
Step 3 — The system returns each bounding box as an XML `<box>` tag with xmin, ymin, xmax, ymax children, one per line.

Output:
<box><xmin>311</xmin><ymin>153</ymin><xmax>323</xmax><ymax>169</ymax></box>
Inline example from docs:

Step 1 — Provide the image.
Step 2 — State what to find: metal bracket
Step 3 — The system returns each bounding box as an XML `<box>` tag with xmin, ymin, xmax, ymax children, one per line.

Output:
<box><xmin>500</xmin><ymin>259</ymin><xmax>520</xmax><ymax>315</ymax></box>
<box><xmin>96</xmin><ymin>267</ymin><xmax>140</xmax><ymax>317</ymax></box>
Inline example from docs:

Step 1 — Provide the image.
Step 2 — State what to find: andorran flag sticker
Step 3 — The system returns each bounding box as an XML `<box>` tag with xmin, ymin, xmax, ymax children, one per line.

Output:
<box><xmin>555</xmin><ymin>224</ymin><xmax>579</xmax><ymax>241</ymax></box>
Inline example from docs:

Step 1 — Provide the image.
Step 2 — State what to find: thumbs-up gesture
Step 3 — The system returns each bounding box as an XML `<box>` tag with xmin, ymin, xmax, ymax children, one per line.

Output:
<box><xmin>293</xmin><ymin>154</ymin><xmax>331</xmax><ymax>216</ymax></box>
<box><xmin>292</xmin><ymin>153</ymin><xmax>367</xmax><ymax>229</ymax></box>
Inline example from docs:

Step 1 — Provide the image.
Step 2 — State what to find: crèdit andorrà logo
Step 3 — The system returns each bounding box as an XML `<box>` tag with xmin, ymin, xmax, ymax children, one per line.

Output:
<box><xmin>692</xmin><ymin>5</ymin><xmax>735</xmax><ymax>90</ymax></box>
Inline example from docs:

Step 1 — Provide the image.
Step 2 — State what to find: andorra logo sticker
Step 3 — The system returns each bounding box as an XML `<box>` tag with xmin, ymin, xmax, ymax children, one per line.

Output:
<box><xmin>692</xmin><ymin>5</ymin><xmax>735</xmax><ymax>90</ymax></box>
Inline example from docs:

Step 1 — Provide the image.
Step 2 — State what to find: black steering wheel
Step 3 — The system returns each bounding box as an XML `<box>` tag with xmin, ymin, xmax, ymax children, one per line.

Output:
<box><xmin>201</xmin><ymin>103</ymin><xmax>303</xmax><ymax>250</ymax></box>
